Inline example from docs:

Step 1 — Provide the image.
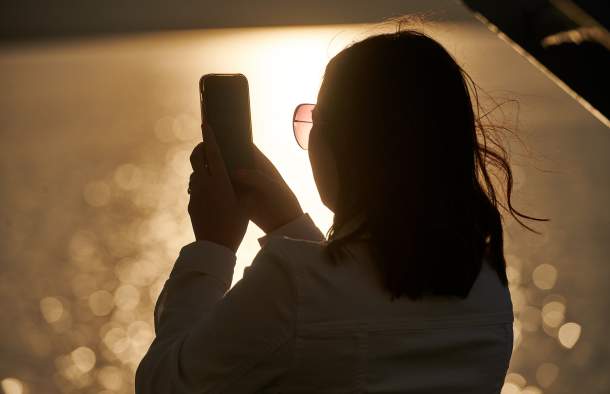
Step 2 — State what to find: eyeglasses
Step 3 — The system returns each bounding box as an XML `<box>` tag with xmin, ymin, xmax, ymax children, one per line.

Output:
<box><xmin>292</xmin><ymin>103</ymin><xmax>315</xmax><ymax>150</ymax></box>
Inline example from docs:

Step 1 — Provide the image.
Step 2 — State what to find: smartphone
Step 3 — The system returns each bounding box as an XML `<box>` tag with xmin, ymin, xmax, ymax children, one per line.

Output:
<box><xmin>199</xmin><ymin>73</ymin><xmax>254</xmax><ymax>171</ymax></box>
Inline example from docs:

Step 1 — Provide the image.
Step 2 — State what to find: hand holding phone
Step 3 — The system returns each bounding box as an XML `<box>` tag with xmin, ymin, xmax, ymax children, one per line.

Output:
<box><xmin>231</xmin><ymin>144</ymin><xmax>304</xmax><ymax>234</ymax></box>
<box><xmin>187</xmin><ymin>127</ymin><xmax>249</xmax><ymax>252</ymax></box>
<box><xmin>198</xmin><ymin>73</ymin><xmax>303</xmax><ymax>234</ymax></box>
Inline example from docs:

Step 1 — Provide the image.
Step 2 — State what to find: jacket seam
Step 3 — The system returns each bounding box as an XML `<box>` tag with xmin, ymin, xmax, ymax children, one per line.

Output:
<box><xmin>260</xmin><ymin>238</ymin><xmax>302</xmax><ymax>390</ymax></box>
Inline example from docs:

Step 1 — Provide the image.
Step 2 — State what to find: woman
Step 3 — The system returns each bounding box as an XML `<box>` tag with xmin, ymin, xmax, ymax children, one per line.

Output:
<box><xmin>136</xmin><ymin>26</ymin><xmax>545</xmax><ymax>393</ymax></box>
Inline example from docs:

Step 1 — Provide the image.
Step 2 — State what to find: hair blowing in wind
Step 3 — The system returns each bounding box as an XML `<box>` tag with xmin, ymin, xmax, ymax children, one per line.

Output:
<box><xmin>319</xmin><ymin>24</ymin><xmax>548</xmax><ymax>301</ymax></box>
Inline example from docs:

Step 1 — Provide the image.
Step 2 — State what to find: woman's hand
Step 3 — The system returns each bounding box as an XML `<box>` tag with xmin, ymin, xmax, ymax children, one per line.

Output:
<box><xmin>230</xmin><ymin>144</ymin><xmax>304</xmax><ymax>234</ymax></box>
<box><xmin>187</xmin><ymin>124</ymin><xmax>249</xmax><ymax>253</ymax></box>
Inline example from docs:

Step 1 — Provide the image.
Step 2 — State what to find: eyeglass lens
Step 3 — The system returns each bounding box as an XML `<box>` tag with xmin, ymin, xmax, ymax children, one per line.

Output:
<box><xmin>293</xmin><ymin>103</ymin><xmax>315</xmax><ymax>149</ymax></box>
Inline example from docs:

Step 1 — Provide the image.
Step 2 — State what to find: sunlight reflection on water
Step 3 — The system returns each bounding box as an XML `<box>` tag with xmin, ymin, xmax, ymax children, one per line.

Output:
<box><xmin>0</xmin><ymin>21</ymin><xmax>606</xmax><ymax>394</ymax></box>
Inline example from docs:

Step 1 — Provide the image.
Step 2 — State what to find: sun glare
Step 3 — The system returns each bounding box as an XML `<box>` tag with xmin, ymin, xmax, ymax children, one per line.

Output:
<box><xmin>169</xmin><ymin>25</ymin><xmax>374</xmax><ymax>283</ymax></box>
<box><xmin>0</xmin><ymin>18</ymin><xmax>599</xmax><ymax>393</ymax></box>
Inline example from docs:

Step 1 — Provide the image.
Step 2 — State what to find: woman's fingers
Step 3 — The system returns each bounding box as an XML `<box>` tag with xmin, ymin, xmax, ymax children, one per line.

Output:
<box><xmin>201</xmin><ymin>123</ymin><xmax>229</xmax><ymax>178</ymax></box>
<box><xmin>189</xmin><ymin>171</ymin><xmax>209</xmax><ymax>194</ymax></box>
<box><xmin>189</xmin><ymin>143</ymin><xmax>207</xmax><ymax>173</ymax></box>
<box><xmin>251</xmin><ymin>144</ymin><xmax>283</xmax><ymax>181</ymax></box>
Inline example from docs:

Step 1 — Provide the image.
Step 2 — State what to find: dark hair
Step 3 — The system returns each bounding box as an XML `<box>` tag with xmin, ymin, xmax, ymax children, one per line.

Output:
<box><xmin>318</xmin><ymin>22</ymin><xmax>548</xmax><ymax>301</ymax></box>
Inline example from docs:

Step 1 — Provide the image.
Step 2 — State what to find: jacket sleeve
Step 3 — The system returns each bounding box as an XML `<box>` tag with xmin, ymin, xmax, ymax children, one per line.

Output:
<box><xmin>257</xmin><ymin>212</ymin><xmax>326</xmax><ymax>247</ymax></box>
<box><xmin>135</xmin><ymin>237</ymin><xmax>298</xmax><ymax>393</ymax></box>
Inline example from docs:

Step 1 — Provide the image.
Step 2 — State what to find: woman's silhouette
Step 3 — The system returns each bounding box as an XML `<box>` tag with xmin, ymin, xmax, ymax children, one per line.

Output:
<box><xmin>136</xmin><ymin>22</ymin><xmax>545</xmax><ymax>394</ymax></box>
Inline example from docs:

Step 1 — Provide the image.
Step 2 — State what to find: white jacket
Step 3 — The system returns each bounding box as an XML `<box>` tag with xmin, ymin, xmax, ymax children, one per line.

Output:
<box><xmin>135</xmin><ymin>212</ymin><xmax>514</xmax><ymax>393</ymax></box>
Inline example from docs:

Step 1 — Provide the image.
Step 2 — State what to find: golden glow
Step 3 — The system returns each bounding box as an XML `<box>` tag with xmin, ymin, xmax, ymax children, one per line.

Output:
<box><xmin>96</xmin><ymin>366</ymin><xmax>124</xmax><ymax>390</ymax></box>
<box><xmin>128</xmin><ymin>24</ymin><xmax>372</xmax><ymax>285</ymax></box>
<box><xmin>71</xmin><ymin>273</ymin><xmax>97</xmax><ymax>298</ymax></box>
<box><xmin>114</xmin><ymin>164</ymin><xmax>144</xmax><ymax>190</ymax></box>
<box><xmin>1</xmin><ymin>18</ymin><xmax>603</xmax><ymax>394</ymax></box>
<box><xmin>536</xmin><ymin>362</ymin><xmax>559</xmax><ymax>388</ymax></box>
<box><xmin>520</xmin><ymin>306</ymin><xmax>542</xmax><ymax>332</ymax></box>
<box><xmin>83</xmin><ymin>181</ymin><xmax>112</xmax><ymax>207</ymax></box>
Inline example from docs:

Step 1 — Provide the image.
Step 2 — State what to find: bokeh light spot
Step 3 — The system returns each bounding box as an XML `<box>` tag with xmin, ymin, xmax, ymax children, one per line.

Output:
<box><xmin>127</xmin><ymin>320</ymin><xmax>154</xmax><ymax>348</ymax></box>
<box><xmin>97</xmin><ymin>365</ymin><xmax>123</xmax><ymax>390</ymax></box>
<box><xmin>71</xmin><ymin>346</ymin><xmax>96</xmax><ymax>373</ymax></box>
<box><xmin>88</xmin><ymin>290</ymin><xmax>114</xmax><ymax>316</ymax></box>
<box><xmin>114</xmin><ymin>284</ymin><xmax>140</xmax><ymax>311</ymax></box>
<box><xmin>532</xmin><ymin>263</ymin><xmax>558</xmax><ymax>290</ymax></box>
<box><xmin>541</xmin><ymin>301</ymin><xmax>565</xmax><ymax>328</ymax></box>
<box><xmin>558</xmin><ymin>322</ymin><xmax>582</xmax><ymax>348</ymax></box>
<box><xmin>103</xmin><ymin>327</ymin><xmax>129</xmax><ymax>354</ymax></box>
<box><xmin>521</xmin><ymin>386</ymin><xmax>543</xmax><ymax>394</ymax></box>
<box><xmin>1</xmin><ymin>378</ymin><xmax>24</xmax><ymax>394</ymax></box>
<box><xmin>173</xmin><ymin>113</ymin><xmax>200</xmax><ymax>141</ymax></box>
<box><xmin>501</xmin><ymin>382</ymin><xmax>521</xmax><ymax>394</ymax></box>
<box><xmin>40</xmin><ymin>296</ymin><xmax>64</xmax><ymax>323</ymax></box>
<box><xmin>536</xmin><ymin>362</ymin><xmax>559</xmax><ymax>388</ymax></box>
<box><xmin>505</xmin><ymin>372</ymin><xmax>526</xmax><ymax>389</ymax></box>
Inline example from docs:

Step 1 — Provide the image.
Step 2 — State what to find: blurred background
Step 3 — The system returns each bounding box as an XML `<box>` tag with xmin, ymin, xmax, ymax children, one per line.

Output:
<box><xmin>0</xmin><ymin>1</ymin><xmax>608</xmax><ymax>393</ymax></box>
